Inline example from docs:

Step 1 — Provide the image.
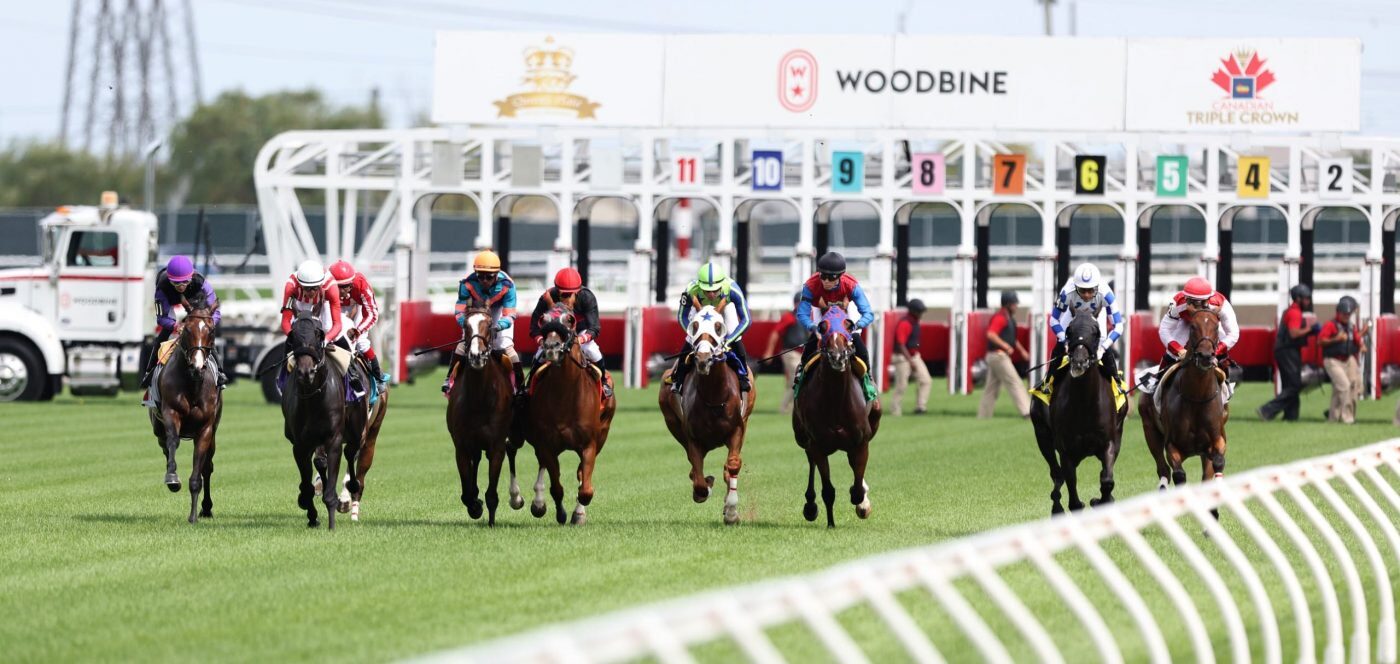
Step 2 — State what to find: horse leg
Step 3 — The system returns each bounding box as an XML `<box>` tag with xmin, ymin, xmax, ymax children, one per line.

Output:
<box><xmin>200</xmin><ymin>441</ymin><xmax>214</xmax><ymax>518</ymax></box>
<box><xmin>484</xmin><ymin>444</ymin><xmax>506</xmax><ymax>527</ymax></box>
<box><xmin>350</xmin><ymin>435</ymin><xmax>376</xmax><ymax>522</ymax></box>
<box><xmin>572</xmin><ymin>445</ymin><xmax>598</xmax><ymax>526</ymax></box>
<box><xmin>722</xmin><ymin>431</ymin><xmax>744</xmax><ymax>525</ymax></box>
<box><xmin>322</xmin><ymin>434</ymin><xmax>343</xmax><ymax>531</ymax></box>
<box><xmin>1204</xmin><ymin>435</ymin><xmax>1227</xmax><ymax>520</ymax></box>
<box><xmin>815</xmin><ymin>452</ymin><xmax>837</xmax><ymax>528</ymax></box>
<box><xmin>1031</xmin><ymin>409</ymin><xmax>1063</xmax><ymax>514</ymax></box>
<box><xmin>1141</xmin><ymin>405</ymin><xmax>1171</xmax><ymax>490</ymax></box>
<box><xmin>529</xmin><ymin>465</ymin><xmax>548</xmax><ymax>518</ymax></box>
<box><xmin>507</xmin><ymin>445</ymin><xmax>525</xmax><ymax>510</ymax></box>
<box><xmin>162</xmin><ymin>410</ymin><xmax>182</xmax><ymax>492</ymax></box>
<box><xmin>1064</xmin><ymin>458</ymin><xmax>1084</xmax><ymax>512</ymax></box>
<box><xmin>455</xmin><ymin>445</ymin><xmax>483</xmax><ymax>520</ymax></box>
<box><xmin>187</xmin><ymin>426</ymin><xmax>214</xmax><ymax>524</ymax></box>
<box><xmin>1090</xmin><ymin>441</ymin><xmax>1119</xmax><ymax>508</ymax></box>
<box><xmin>802</xmin><ymin>454</ymin><xmax>819</xmax><ymax>522</ymax></box>
<box><xmin>294</xmin><ymin>445</ymin><xmax>319</xmax><ymax>528</ymax></box>
<box><xmin>543</xmin><ymin>451</ymin><xmax>566</xmax><ymax>525</ymax></box>
<box><xmin>685</xmin><ymin>442</ymin><xmax>711</xmax><ymax>504</ymax></box>
<box><xmin>1168</xmin><ymin>447</ymin><xmax>1188</xmax><ymax>487</ymax></box>
<box><xmin>848</xmin><ymin>441</ymin><xmax>871</xmax><ymax>520</ymax></box>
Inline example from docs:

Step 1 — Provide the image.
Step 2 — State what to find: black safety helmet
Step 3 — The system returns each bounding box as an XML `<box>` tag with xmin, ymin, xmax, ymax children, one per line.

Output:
<box><xmin>1337</xmin><ymin>295</ymin><xmax>1359</xmax><ymax>314</ymax></box>
<box><xmin>1289</xmin><ymin>284</ymin><xmax>1312</xmax><ymax>301</ymax></box>
<box><xmin>907</xmin><ymin>298</ymin><xmax>927</xmax><ymax>314</ymax></box>
<box><xmin>816</xmin><ymin>252</ymin><xmax>847</xmax><ymax>275</ymax></box>
<box><xmin>1001</xmin><ymin>290</ymin><xmax>1019</xmax><ymax>306</ymax></box>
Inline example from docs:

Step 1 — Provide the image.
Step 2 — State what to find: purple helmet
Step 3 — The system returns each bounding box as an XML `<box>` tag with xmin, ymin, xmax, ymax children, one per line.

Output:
<box><xmin>166</xmin><ymin>256</ymin><xmax>194</xmax><ymax>283</ymax></box>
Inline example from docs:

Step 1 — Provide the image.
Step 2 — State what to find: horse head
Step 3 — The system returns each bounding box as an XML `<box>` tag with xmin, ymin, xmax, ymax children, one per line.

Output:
<box><xmin>687</xmin><ymin>305</ymin><xmax>728</xmax><ymax>375</ymax></box>
<box><xmin>288</xmin><ymin>312</ymin><xmax>327</xmax><ymax>392</ymax></box>
<box><xmin>461</xmin><ymin>308</ymin><xmax>496</xmax><ymax>370</ymax></box>
<box><xmin>1066</xmin><ymin>310</ymin><xmax>1100</xmax><ymax>379</ymax></box>
<box><xmin>539</xmin><ymin>302</ymin><xmax>576</xmax><ymax>364</ymax></box>
<box><xmin>818</xmin><ymin>305</ymin><xmax>855</xmax><ymax>372</ymax></box>
<box><xmin>1187</xmin><ymin>308</ymin><xmax>1221</xmax><ymax>371</ymax></box>
<box><xmin>179</xmin><ymin>299</ymin><xmax>217</xmax><ymax>384</ymax></box>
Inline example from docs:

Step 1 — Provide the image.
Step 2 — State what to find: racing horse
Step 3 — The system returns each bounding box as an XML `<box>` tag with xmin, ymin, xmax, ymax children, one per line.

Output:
<box><xmin>1140</xmin><ymin>308</ymin><xmax>1228</xmax><ymax>491</ymax></box>
<box><xmin>792</xmin><ymin>305</ymin><xmax>881</xmax><ymax>528</ymax></box>
<box><xmin>147</xmin><ymin>300</ymin><xmax>223</xmax><ymax>524</ymax></box>
<box><xmin>525</xmin><ymin>302</ymin><xmax>616</xmax><ymax>525</ymax></box>
<box><xmin>281</xmin><ymin>312</ymin><xmax>368</xmax><ymax>529</ymax></box>
<box><xmin>658</xmin><ymin>304</ymin><xmax>756</xmax><ymax>525</ymax></box>
<box><xmin>1030</xmin><ymin>310</ymin><xmax>1126</xmax><ymax>514</ymax></box>
<box><xmin>320</xmin><ymin>352</ymin><xmax>390</xmax><ymax>522</ymax></box>
<box><xmin>446</xmin><ymin>306</ymin><xmax>524</xmax><ymax>526</ymax></box>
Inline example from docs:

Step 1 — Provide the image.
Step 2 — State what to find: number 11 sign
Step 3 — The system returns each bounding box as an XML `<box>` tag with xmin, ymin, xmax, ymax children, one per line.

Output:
<box><xmin>672</xmin><ymin>150</ymin><xmax>703</xmax><ymax>191</ymax></box>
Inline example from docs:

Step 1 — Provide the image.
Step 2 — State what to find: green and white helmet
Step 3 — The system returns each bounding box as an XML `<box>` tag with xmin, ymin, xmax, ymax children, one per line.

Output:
<box><xmin>696</xmin><ymin>262</ymin><xmax>728</xmax><ymax>291</ymax></box>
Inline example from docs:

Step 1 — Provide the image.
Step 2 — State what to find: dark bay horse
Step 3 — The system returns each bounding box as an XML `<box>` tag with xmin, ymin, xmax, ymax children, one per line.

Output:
<box><xmin>328</xmin><ymin>363</ymin><xmax>389</xmax><ymax>522</ymax></box>
<box><xmin>147</xmin><ymin>304</ymin><xmax>223</xmax><ymax>524</ymax></box>
<box><xmin>281</xmin><ymin>313</ymin><xmax>368</xmax><ymax>529</ymax></box>
<box><xmin>526</xmin><ymin>302</ymin><xmax>616</xmax><ymax>525</ymax></box>
<box><xmin>792</xmin><ymin>305</ymin><xmax>881</xmax><ymax>528</ymax></box>
<box><xmin>1140</xmin><ymin>308</ymin><xmax>1228</xmax><ymax>490</ymax></box>
<box><xmin>1030</xmin><ymin>310</ymin><xmax>1126</xmax><ymax>514</ymax></box>
<box><xmin>659</xmin><ymin>304</ymin><xmax>756</xmax><ymax>525</ymax></box>
<box><xmin>447</xmin><ymin>307</ymin><xmax>523</xmax><ymax>526</ymax></box>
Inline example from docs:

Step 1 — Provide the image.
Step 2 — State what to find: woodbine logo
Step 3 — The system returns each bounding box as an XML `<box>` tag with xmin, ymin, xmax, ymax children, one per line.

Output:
<box><xmin>777</xmin><ymin>49</ymin><xmax>1008</xmax><ymax>112</ymax></box>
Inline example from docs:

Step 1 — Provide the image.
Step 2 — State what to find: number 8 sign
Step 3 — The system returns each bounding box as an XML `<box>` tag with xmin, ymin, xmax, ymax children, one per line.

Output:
<box><xmin>911</xmin><ymin>153</ymin><xmax>945</xmax><ymax>194</ymax></box>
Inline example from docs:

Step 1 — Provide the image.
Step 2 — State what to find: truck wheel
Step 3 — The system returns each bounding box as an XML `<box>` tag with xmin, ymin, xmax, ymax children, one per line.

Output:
<box><xmin>258</xmin><ymin>343</ymin><xmax>285</xmax><ymax>404</ymax></box>
<box><xmin>0</xmin><ymin>339</ymin><xmax>47</xmax><ymax>402</ymax></box>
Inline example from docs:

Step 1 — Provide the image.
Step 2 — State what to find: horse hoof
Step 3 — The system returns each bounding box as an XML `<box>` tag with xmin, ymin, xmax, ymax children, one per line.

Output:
<box><xmin>510</xmin><ymin>494</ymin><xmax>525</xmax><ymax>510</ymax></box>
<box><xmin>188</xmin><ymin>514</ymin><xmax>198</xmax><ymax>525</ymax></box>
<box><xmin>337</xmin><ymin>500</ymin><xmax>351</xmax><ymax>514</ymax></box>
<box><xmin>693</xmin><ymin>486</ymin><xmax>710</xmax><ymax>503</ymax></box>
<box><xmin>1089</xmin><ymin>498</ymin><xmax>1101</xmax><ymax>508</ymax></box>
<box><xmin>350</xmin><ymin>502</ymin><xmax>360</xmax><ymax>522</ymax></box>
<box><xmin>466</xmin><ymin>499</ymin><xmax>483</xmax><ymax>520</ymax></box>
<box><xmin>855</xmin><ymin>501</ymin><xmax>871</xmax><ymax>519</ymax></box>
<box><xmin>165</xmin><ymin>473</ymin><xmax>181</xmax><ymax>492</ymax></box>
<box><xmin>571</xmin><ymin>511</ymin><xmax>587</xmax><ymax>526</ymax></box>
<box><xmin>200</xmin><ymin>508</ymin><xmax>213</xmax><ymax>518</ymax></box>
<box><xmin>802</xmin><ymin>503</ymin><xmax>819</xmax><ymax>522</ymax></box>
<box><xmin>705</xmin><ymin>475</ymin><xmax>715</xmax><ymax>488</ymax></box>
<box><xmin>1051</xmin><ymin>504</ymin><xmax>1065</xmax><ymax>516</ymax></box>
<box><xmin>1069</xmin><ymin>502</ymin><xmax>1085</xmax><ymax>512</ymax></box>
<box><xmin>723</xmin><ymin>504</ymin><xmax>740</xmax><ymax>525</ymax></box>
<box><xmin>307</xmin><ymin>519</ymin><xmax>319</xmax><ymax>528</ymax></box>
<box><xmin>530</xmin><ymin>500</ymin><xmax>547</xmax><ymax>518</ymax></box>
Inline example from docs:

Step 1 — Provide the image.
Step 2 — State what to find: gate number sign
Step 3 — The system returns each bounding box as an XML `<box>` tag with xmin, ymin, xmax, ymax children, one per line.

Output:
<box><xmin>751</xmin><ymin>150</ymin><xmax>783</xmax><ymax>192</ymax></box>
<box><xmin>1156</xmin><ymin>155</ymin><xmax>1188</xmax><ymax>198</ymax></box>
<box><xmin>992</xmin><ymin>154</ymin><xmax>1025</xmax><ymax>195</ymax></box>
<box><xmin>832</xmin><ymin>151</ymin><xmax>864</xmax><ymax>193</ymax></box>
<box><xmin>1237</xmin><ymin>156</ymin><xmax>1270</xmax><ymax>198</ymax></box>
<box><xmin>1075</xmin><ymin>155</ymin><xmax>1106</xmax><ymax>195</ymax></box>
<box><xmin>672</xmin><ymin>150</ymin><xmax>703</xmax><ymax>190</ymax></box>
<box><xmin>911</xmin><ymin>153</ymin><xmax>945</xmax><ymax>194</ymax></box>
<box><xmin>1318</xmin><ymin>158</ymin><xmax>1353</xmax><ymax>200</ymax></box>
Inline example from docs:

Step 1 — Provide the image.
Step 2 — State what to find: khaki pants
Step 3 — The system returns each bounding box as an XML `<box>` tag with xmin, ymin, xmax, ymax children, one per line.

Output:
<box><xmin>890</xmin><ymin>353</ymin><xmax>932</xmax><ymax>416</ymax></box>
<box><xmin>780</xmin><ymin>351</ymin><xmax>800</xmax><ymax>413</ymax></box>
<box><xmin>979</xmin><ymin>351</ymin><xmax>1031</xmax><ymax>418</ymax></box>
<box><xmin>1324</xmin><ymin>356</ymin><xmax>1361</xmax><ymax>424</ymax></box>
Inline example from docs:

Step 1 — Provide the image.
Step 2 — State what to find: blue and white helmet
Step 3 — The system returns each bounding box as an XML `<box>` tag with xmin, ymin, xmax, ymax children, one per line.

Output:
<box><xmin>1072</xmin><ymin>263</ymin><xmax>1101</xmax><ymax>290</ymax></box>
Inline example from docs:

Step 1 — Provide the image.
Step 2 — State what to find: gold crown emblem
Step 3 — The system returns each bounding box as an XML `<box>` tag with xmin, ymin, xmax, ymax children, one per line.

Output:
<box><xmin>521</xmin><ymin>37</ymin><xmax>576</xmax><ymax>92</ymax></box>
<box><xmin>493</xmin><ymin>36</ymin><xmax>600</xmax><ymax>120</ymax></box>
<box><xmin>1234</xmin><ymin>48</ymin><xmax>1255</xmax><ymax>67</ymax></box>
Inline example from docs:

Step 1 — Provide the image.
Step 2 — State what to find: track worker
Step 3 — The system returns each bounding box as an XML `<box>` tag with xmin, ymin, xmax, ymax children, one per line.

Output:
<box><xmin>1259</xmin><ymin>284</ymin><xmax>1320</xmax><ymax>421</ymax></box>
<box><xmin>980</xmin><ymin>290</ymin><xmax>1031</xmax><ymax>419</ymax></box>
<box><xmin>1320</xmin><ymin>295</ymin><xmax>1366</xmax><ymax>424</ymax></box>
<box><xmin>890</xmin><ymin>299</ymin><xmax>932</xmax><ymax>416</ymax></box>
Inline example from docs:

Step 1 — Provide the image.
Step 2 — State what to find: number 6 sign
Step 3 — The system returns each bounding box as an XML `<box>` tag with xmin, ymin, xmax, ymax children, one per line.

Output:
<box><xmin>672</xmin><ymin>150</ymin><xmax>703</xmax><ymax>191</ymax></box>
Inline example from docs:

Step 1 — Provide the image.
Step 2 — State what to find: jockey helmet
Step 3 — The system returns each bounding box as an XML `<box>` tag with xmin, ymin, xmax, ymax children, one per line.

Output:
<box><xmin>1337</xmin><ymin>295</ymin><xmax>1359</xmax><ymax>314</ymax></box>
<box><xmin>166</xmin><ymin>255</ymin><xmax>194</xmax><ymax>283</ymax></box>
<box><xmin>696</xmin><ymin>262</ymin><xmax>728</xmax><ymax>292</ymax></box>
<box><xmin>473</xmin><ymin>250</ymin><xmax>501</xmax><ymax>274</ymax></box>
<box><xmin>1289</xmin><ymin>284</ymin><xmax>1312</xmax><ymax>301</ymax></box>
<box><xmin>816</xmin><ymin>252</ymin><xmax>847</xmax><ymax>276</ymax></box>
<box><xmin>295</xmin><ymin>260</ymin><xmax>328</xmax><ymax>288</ymax></box>
<box><xmin>1183</xmin><ymin>276</ymin><xmax>1215</xmax><ymax>301</ymax></box>
<box><xmin>554</xmin><ymin>267</ymin><xmax>582</xmax><ymax>293</ymax></box>
<box><xmin>1071</xmin><ymin>263</ymin><xmax>1101</xmax><ymax>291</ymax></box>
<box><xmin>328</xmin><ymin>260</ymin><xmax>356</xmax><ymax>286</ymax></box>
<box><xmin>907</xmin><ymin>299</ymin><xmax>927</xmax><ymax>314</ymax></box>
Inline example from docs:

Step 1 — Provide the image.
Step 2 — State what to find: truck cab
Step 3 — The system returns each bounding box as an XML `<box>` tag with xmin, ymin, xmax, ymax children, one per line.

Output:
<box><xmin>0</xmin><ymin>192</ymin><xmax>157</xmax><ymax>400</ymax></box>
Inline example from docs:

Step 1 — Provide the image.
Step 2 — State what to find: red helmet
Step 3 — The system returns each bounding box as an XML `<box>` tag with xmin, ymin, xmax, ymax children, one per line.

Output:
<box><xmin>1183</xmin><ymin>276</ymin><xmax>1215</xmax><ymax>300</ymax></box>
<box><xmin>328</xmin><ymin>260</ymin><xmax>356</xmax><ymax>286</ymax></box>
<box><xmin>554</xmin><ymin>267</ymin><xmax>582</xmax><ymax>293</ymax></box>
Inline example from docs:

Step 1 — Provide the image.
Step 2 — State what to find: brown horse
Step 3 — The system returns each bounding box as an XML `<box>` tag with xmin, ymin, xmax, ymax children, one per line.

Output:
<box><xmin>526</xmin><ymin>302</ymin><xmax>616</xmax><ymax>525</ymax></box>
<box><xmin>148</xmin><ymin>304</ymin><xmax>223</xmax><ymax>524</ymax></box>
<box><xmin>319</xmin><ymin>345</ymin><xmax>390</xmax><ymax>522</ymax></box>
<box><xmin>792</xmin><ymin>305</ymin><xmax>881</xmax><ymax>528</ymax></box>
<box><xmin>1140</xmin><ymin>308</ymin><xmax>1228</xmax><ymax>491</ymax></box>
<box><xmin>659</xmin><ymin>304</ymin><xmax>756</xmax><ymax>525</ymax></box>
<box><xmin>446</xmin><ymin>307</ymin><xmax>524</xmax><ymax>526</ymax></box>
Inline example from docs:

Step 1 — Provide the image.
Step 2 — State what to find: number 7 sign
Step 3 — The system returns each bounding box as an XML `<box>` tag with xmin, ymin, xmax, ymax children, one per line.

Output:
<box><xmin>993</xmin><ymin>154</ymin><xmax>1026</xmax><ymax>195</ymax></box>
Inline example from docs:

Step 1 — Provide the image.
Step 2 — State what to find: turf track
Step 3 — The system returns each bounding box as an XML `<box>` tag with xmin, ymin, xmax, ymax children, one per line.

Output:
<box><xmin>2</xmin><ymin>373</ymin><xmax>1397</xmax><ymax>662</ymax></box>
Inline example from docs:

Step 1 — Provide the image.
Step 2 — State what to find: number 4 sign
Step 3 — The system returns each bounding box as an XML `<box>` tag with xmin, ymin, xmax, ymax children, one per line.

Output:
<box><xmin>1237</xmin><ymin>156</ymin><xmax>1270</xmax><ymax>198</ymax></box>
<box><xmin>911</xmin><ymin>153</ymin><xmax>945</xmax><ymax>194</ymax></box>
<box><xmin>672</xmin><ymin>150</ymin><xmax>703</xmax><ymax>190</ymax></box>
<box><xmin>1318</xmin><ymin>158</ymin><xmax>1353</xmax><ymax>200</ymax></box>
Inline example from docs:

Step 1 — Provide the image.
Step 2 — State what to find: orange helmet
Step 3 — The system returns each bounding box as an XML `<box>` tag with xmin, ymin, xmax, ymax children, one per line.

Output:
<box><xmin>473</xmin><ymin>250</ymin><xmax>501</xmax><ymax>273</ymax></box>
<box><xmin>328</xmin><ymin>260</ymin><xmax>356</xmax><ymax>286</ymax></box>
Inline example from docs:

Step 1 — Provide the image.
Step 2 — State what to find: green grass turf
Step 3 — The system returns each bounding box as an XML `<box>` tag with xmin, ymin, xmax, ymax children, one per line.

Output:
<box><xmin>2</xmin><ymin>372</ymin><xmax>1398</xmax><ymax>663</ymax></box>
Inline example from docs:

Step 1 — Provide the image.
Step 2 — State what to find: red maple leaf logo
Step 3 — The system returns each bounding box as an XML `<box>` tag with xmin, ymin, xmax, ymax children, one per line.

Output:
<box><xmin>1212</xmin><ymin>51</ymin><xmax>1276</xmax><ymax>97</ymax></box>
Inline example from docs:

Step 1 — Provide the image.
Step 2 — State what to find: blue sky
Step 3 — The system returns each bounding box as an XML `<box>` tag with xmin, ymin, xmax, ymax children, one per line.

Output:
<box><xmin>2</xmin><ymin>0</ymin><xmax>1398</xmax><ymax>141</ymax></box>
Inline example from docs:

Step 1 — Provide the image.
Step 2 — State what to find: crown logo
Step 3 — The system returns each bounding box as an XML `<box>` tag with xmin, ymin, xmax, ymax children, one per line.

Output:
<box><xmin>493</xmin><ymin>36</ymin><xmax>600</xmax><ymax>120</ymax></box>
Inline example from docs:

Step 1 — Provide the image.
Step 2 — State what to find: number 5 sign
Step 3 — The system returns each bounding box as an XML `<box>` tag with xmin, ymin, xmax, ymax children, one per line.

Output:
<box><xmin>911</xmin><ymin>153</ymin><xmax>945</xmax><ymax>194</ymax></box>
<box><xmin>992</xmin><ymin>154</ymin><xmax>1026</xmax><ymax>195</ymax></box>
<box><xmin>1155</xmin><ymin>155</ymin><xmax>1188</xmax><ymax>197</ymax></box>
<box><xmin>672</xmin><ymin>150</ymin><xmax>703</xmax><ymax>190</ymax></box>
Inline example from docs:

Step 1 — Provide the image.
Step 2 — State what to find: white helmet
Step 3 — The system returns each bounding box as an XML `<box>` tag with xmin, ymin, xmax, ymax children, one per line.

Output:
<box><xmin>295</xmin><ymin>259</ymin><xmax>328</xmax><ymax>288</ymax></box>
<box><xmin>1072</xmin><ymin>263</ymin><xmax>1101</xmax><ymax>290</ymax></box>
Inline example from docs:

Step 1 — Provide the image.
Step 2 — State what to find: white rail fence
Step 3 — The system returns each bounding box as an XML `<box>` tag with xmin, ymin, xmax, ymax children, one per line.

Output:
<box><xmin>424</xmin><ymin>439</ymin><xmax>1400</xmax><ymax>664</ymax></box>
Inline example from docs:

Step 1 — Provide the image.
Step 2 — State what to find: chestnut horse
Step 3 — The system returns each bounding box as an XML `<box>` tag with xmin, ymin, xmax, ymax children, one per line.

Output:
<box><xmin>1140</xmin><ymin>308</ymin><xmax>1229</xmax><ymax>491</ymax></box>
<box><xmin>446</xmin><ymin>307</ymin><xmax>524</xmax><ymax>526</ymax></box>
<box><xmin>1029</xmin><ymin>310</ymin><xmax>1126</xmax><ymax>514</ymax></box>
<box><xmin>792</xmin><ymin>305</ymin><xmax>881</xmax><ymax>528</ymax></box>
<box><xmin>147</xmin><ymin>303</ymin><xmax>223</xmax><ymax>524</ymax></box>
<box><xmin>525</xmin><ymin>302</ymin><xmax>616</xmax><ymax>525</ymax></box>
<box><xmin>659</xmin><ymin>304</ymin><xmax>756</xmax><ymax>525</ymax></box>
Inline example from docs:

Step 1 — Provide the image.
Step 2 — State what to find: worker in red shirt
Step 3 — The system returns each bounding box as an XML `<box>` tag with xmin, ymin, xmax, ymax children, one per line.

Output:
<box><xmin>762</xmin><ymin>293</ymin><xmax>807</xmax><ymax>414</ymax></box>
<box><xmin>890</xmin><ymin>299</ymin><xmax>931</xmax><ymax>416</ymax></box>
<box><xmin>980</xmin><ymin>290</ymin><xmax>1031</xmax><ymax>418</ymax></box>
<box><xmin>1259</xmin><ymin>284</ymin><xmax>1320</xmax><ymax>421</ymax></box>
<box><xmin>1319</xmin><ymin>295</ymin><xmax>1367</xmax><ymax>424</ymax></box>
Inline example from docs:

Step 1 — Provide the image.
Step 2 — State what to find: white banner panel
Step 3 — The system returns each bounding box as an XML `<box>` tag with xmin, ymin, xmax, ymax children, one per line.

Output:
<box><xmin>433</xmin><ymin>32</ymin><xmax>665</xmax><ymax>126</ymax></box>
<box><xmin>1125</xmin><ymin>38</ymin><xmax>1361</xmax><ymax>132</ymax></box>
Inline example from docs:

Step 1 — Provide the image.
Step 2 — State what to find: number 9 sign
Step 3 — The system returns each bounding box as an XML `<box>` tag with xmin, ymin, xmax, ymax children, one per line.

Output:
<box><xmin>832</xmin><ymin>151</ymin><xmax>864</xmax><ymax>193</ymax></box>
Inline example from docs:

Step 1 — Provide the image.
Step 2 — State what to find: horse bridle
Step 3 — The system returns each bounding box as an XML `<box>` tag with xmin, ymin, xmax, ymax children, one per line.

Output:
<box><xmin>289</xmin><ymin>319</ymin><xmax>328</xmax><ymax>398</ymax></box>
<box><xmin>1179</xmin><ymin>310</ymin><xmax>1222</xmax><ymax>403</ymax></box>
<box><xmin>461</xmin><ymin>308</ymin><xmax>496</xmax><ymax>366</ymax></box>
<box><xmin>541</xmin><ymin>310</ymin><xmax>587</xmax><ymax>368</ymax></box>
<box><xmin>178</xmin><ymin>313</ymin><xmax>217</xmax><ymax>379</ymax></box>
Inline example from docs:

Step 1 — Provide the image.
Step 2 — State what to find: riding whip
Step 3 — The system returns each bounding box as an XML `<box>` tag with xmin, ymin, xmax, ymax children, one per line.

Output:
<box><xmin>413</xmin><ymin>338</ymin><xmax>464</xmax><ymax>356</ymax></box>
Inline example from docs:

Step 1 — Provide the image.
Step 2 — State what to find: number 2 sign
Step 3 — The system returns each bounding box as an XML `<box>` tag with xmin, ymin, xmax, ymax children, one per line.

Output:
<box><xmin>672</xmin><ymin>150</ymin><xmax>703</xmax><ymax>190</ymax></box>
<box><xmin>992</xmin><ymin>154</ymin><xmax>1025</xmax><ymax>195</ymax></box>
<box><xmin>910</xmin><ymin>153</ymin><xmax>945</xmax><ymax>194</ymax></box>
<box><xmin>1318</xmin><ymin>158</ymin><xmax>1353</xmax><ymax>200</ymax></box>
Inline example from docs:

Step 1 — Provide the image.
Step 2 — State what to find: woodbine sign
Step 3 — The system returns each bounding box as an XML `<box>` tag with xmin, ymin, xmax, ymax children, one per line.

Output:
<box><xmin>432</xmin><ymin>33</ymin><xmax>1360</xmax><ymax>133</ymax></box>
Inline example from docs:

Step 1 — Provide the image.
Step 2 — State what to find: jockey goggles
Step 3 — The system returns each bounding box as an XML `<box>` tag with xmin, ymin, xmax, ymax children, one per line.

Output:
<box><xmin>475</xmin><ymin>270</ymin><xmax>498</xmax><ymax>282</ymax></box>
<box><xmin>1075</xmin><ymin>287</ymin><xmax>1096</xmax><ymax>299</ymax></box>
<box><xmin>820</xmin><ymin>272</ymin><xmax>843</xmax><ymax>282</ymax></box>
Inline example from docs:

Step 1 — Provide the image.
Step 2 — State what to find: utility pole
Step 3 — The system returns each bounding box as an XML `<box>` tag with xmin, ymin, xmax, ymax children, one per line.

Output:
<box><xmin>1040</xmin><ymin>0</ymin><xmax>1055</xmax><ymax>36</ymax></box>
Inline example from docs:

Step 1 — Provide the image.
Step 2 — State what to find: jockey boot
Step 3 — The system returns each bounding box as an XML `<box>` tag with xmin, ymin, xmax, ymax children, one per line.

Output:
<box><xmin>442</xmin><ymin>355</ymin><xmax>461</xmax><ymax>396</ymax></box>
<box><xmin>669</xmin><ymin>360</ymin><xmax>688</xmax><ymax>394</ymax></box>
<box><xmin>366</xmin><ymin>356</ymin><xmax>384</xmax><ymax>394</ymax></box>
<box><xmin>512</xmin><ymin>362</ymin><xmax>527</xmax><ymax>398</ymax></box>
<box><xmin>595</xmin><ymin>363</ymin><xmax>614</xmax><ymax>399</ymax></box>
<box><xmin>738</xmin><ymin>370</ymin><xmax>751</xmax><ymax>392</ymax></box>
<box><xmin>140</xmin><ymin>368</ymin><xmax>155</xmax><ymax>389</ymax></box>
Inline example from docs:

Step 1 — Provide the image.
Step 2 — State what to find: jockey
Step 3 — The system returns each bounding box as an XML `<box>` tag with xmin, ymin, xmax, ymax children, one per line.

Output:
<box><xmin>796</xmin><ymin>252</ymin><xmax>876</xmax><ymax>393</ymax></box>
<box><xmin>670</xmin><ymin>261</ymin><xmax>752</xmax><ymax>394</ymax></box>
<box><xmin>528</xmin><ymin>267</ymin><xmax>612</xmax><ymax>398</ymax></box>
<box><xmin>443</xmin><ymin>250</ymin><xmax>523</xmax><ymax>396</ymax></box>
<box><xmin>140</xmin><ymin>255</ymin><xmax>225</xmax><ymax>389</ymax></box>
<box><xmin>1142</xmin><ymin>276</ymin><xmax>1239</xmax><ymax>393</ymax></box>
<box><xmin>280</xmin><ymin>259</ymin><xmax>364</xmax><ymax>395</ymax></box>
<box><xmin>1042</xmin><ymin>262</ymin><xmax>1122</xmax><ymax>386</ymax></box>
<box><xmin>328</xmin><ymin>259</ymin><xmax>385</xmax><ymax>388</ymax></box>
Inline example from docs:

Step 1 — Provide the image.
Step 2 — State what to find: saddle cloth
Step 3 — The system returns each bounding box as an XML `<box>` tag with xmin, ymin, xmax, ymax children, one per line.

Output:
<box><xmin>1152</xmin><ymin>361</ymin><xmax>1230</xmax><ymax>416</ymax></box>
<box><xmin>1029</xmin><ymin>356</ymin><xmax>1128</xmax><ymax>413</ymax></box>
<box><xmin>792</xmin><ymin>355</ymin><xmax>877</xmax><ymax>402</ymax></box>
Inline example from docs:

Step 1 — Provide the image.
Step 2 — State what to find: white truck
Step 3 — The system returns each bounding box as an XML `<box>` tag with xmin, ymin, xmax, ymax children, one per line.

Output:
<box><xmin>0</xmin><ymin>193</ymin><xmax>287</xmax><ymax>401</ymax></box>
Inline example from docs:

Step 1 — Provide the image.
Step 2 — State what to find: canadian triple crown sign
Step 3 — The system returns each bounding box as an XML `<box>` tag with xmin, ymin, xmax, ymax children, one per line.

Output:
<box><xmin>493</xmin><ymin>36</ymin><xmax>601</xmax><ymax>119</ymax></box>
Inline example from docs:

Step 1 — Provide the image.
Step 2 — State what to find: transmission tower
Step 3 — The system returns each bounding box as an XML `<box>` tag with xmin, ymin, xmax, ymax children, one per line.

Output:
<box><xmin>59</xmin><ymin>0</ymin><xmax>203</xmax><ymax>159</ymax></box>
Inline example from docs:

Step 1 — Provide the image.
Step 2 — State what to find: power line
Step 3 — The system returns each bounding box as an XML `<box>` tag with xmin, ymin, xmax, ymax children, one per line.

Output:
<box><xmin>201</xmin><ymin>41</ymin><xmax>431</xmax><ymax>66</ymax></box>
<box><xmin>205</xmin><ymin>0</ymin><xmax>715</xmax><ymax>33</ymax></box>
